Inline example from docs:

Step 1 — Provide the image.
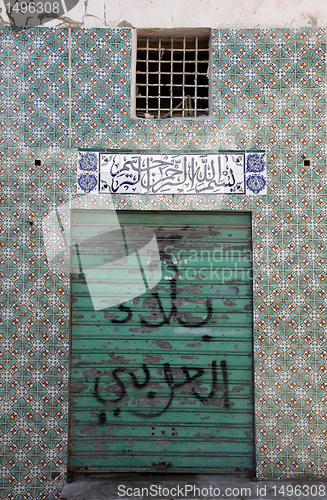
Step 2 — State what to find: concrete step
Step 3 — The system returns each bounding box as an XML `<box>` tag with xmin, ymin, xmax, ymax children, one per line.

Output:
<box><xmin>59</xmin><ymin>473</ymin><xmax>327</xmax><ymax>500</ymax></box>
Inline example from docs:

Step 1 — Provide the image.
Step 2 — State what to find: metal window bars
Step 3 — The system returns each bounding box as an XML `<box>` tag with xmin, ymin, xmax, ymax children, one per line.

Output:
<box><xmin>136</xmin><ymin>36</ymin><xmax>209</xmax><ymax>119</ymax></box>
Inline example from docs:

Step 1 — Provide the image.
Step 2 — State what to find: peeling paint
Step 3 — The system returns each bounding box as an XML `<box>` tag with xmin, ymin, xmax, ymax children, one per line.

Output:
<box><xmin>303</xmin><ymin>13</ymin><xmax>318</xmax><ymax>26</ymax></box>
<box><xmin>118</xmin><ymin>19</ymin><xmax>134</xmax><ymax>28</ymax></box>
<box><xmin>152</xmin><ymin>340</ymin><xmax>172</xmax><ymax>349</ymax></box>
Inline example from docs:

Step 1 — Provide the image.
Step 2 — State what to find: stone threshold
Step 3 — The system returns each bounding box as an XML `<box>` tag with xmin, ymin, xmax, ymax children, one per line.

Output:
<box><xmin>59</xmin><ymin>473</ymin><xmax>327</xmax><ymax>500</ymax></box>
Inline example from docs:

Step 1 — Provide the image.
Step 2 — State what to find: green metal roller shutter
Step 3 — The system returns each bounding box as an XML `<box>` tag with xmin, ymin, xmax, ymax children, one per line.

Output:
<box><xmin>69</xmin><ymin>210</ymin><xmax>254</xmax><ymax>474</ymax></box>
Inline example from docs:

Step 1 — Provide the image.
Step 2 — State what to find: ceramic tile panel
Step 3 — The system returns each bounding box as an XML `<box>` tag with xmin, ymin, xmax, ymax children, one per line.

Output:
<box><xmin>79</xmin><ymin>151</ymin><xmax>264</xmax><ymax>195</ymax></box>
<box><xmin>0</xmin><ymin>26</ymin><xmax>326</xmax><ymax>500</ymax></box>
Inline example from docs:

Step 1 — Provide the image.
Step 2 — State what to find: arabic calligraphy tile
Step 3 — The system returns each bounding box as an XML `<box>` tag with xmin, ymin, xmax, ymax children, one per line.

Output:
<box><xmin>96</xmin><ymin>152</ymin><xmax>256</xmax><ymax>195</ymax></box>
<box><xmin>119</xmin><ymin>154</ymin><xmax>141</xmax><ymax>194</ymax></box>
<box><xmin>140</xmin><ymin>154</ymin><xmax>162</xmax><ymax>194</ymax></box>
<box><xmin>99</xmin><ymin>152</ymin><xmax>142</xmax><ymax>194</ymax></box>
<box><xmin>160</xmin><ymin>154</ymin><xmax>185</xmax><ymax>194</ymax></box>
<box><xmin>99</xmin><ymin>153</ymin><xmax>119</xmax><ymax>193</ymax></box>
<box><xmin>99</xmin><ymin>171</ymin><xmax>114</xmax><ymax>193</ymax></box>
<box><xmin>183</xmin><ymin>154</ymin><xmax>204</xmax><ymax>194</ymax></box>
<box><xmin>224</xmin><ymin>154</ymin><xmax>245</xmax><ymax>194</ymax></box>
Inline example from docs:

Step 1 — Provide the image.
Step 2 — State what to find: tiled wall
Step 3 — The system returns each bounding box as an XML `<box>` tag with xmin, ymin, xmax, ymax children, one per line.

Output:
<box><xmin>0</xmin><ymin>26</ymin><xmax>326</xmax><ymax>499</ymax></box>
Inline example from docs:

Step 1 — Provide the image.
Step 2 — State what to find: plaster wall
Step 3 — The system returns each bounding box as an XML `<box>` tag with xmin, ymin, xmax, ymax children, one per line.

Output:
<box><xmin>0</xmin><ymin>0</ymin><xmax>327</xmax><ymax>29</ymax></box>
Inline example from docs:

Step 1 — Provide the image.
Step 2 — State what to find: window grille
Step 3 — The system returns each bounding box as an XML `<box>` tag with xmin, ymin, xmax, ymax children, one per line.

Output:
<box><xmin>136</xmin><ymin>35</ymin><xmax>210</xmax><ymax>119</ymax></box>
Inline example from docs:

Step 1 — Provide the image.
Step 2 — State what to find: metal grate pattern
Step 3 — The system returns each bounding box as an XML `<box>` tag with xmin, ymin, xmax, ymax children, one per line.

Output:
<box><xmin>136</xmin><ymin>36</ymin><xmax>209</xmax><ymax>119</ymax></box>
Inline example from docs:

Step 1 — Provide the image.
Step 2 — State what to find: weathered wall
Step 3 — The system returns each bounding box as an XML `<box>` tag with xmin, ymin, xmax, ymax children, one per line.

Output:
<box><xmin>0</xmin><ymin>0</ymin><xmax>325</xmax><ymax>29</ymax></box>
<box><xmin>0</xmin><ymin>23</ymin><xmax>326</xmax><ymax>499</ymax></box>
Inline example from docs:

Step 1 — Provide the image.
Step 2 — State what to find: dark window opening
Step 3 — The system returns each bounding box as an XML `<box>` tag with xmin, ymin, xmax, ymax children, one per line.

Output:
<box><xmin>136</xmin><ymin>34</ymin><xmax>210</xmax><ymax>119</ymax></box>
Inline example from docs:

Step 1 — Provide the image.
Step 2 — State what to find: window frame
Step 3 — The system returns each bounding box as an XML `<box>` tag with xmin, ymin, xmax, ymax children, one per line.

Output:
<box><xmin>131</xmin><ymin>28</ymin><xmax>212</xmax><ymax>120</ymax></box>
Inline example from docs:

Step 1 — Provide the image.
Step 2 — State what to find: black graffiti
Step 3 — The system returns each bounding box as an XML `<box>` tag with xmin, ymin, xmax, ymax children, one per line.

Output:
<box><xmin>110</xmin><ymin>304</ymin><xmax>133</xmax><ymax>323</ymax></box>
<box><xmin>94</xmin><ymin>368</ymin><xmax>127</xmax><ymax>405</ymax></box>
<box><xmin>220</xmin><ymin>360</ymin><xmax>230</xmax><ymax>408</ymax></box>
<box><xmin>129</xmin><ymin>364</ymin><xmax>150</xmax><ymax>388</ymax></box>
<box><xmin>99</xmin><ymin>411</ymin><xmax>106</xmax><ymax>424</ymax></box>
<box><xmin>144</xmin><ymin>235</ymin><xmax>212</xmax><ymax>327</ymax></box>
<box><xmin>184</xmin><ymin>362</ymin><xmax>217</xmax><ymax>403</ymax></box>
<box><xmin>93</xmin><ymin>360</ymin><xmax>229</xmax><ymax>419</ymax></box>
<box><xmin>139</xmin><ymin>283</ymin><xmax>212</xmax><ymax>328</ymax></box>
<box><xmin>104</xmin><ymin>278</ymin><xmax>212</xmax><ymax>327</ymax></box>
<box><xmin>105</xmin><ymin>234</ymin><xmax>213</xmax><ymax>327</ymax></box>
<box><xmin>202</xmin><ymin>335</ymin><xmax>212</xmax><ymax>342</ymax></box>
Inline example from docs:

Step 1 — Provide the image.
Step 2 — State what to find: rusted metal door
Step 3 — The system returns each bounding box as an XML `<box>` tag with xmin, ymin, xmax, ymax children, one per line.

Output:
<box><xmin>69</xmin><ymin>210</ymin><xmax>254</xmax><ymax>474</ymax></box>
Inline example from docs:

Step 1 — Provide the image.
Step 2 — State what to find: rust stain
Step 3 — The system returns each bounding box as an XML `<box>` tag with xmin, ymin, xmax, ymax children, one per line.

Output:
<box><xmin>70</xmin><ymin>382</ymin><xmax>88</xmax><ymax>393</ymax></box>
<box><xmin>143</xmin><ymin>354</ymin><xmax>163</xmax><ymax>363</ymax></box>
<box><xmin>152</xmin><ymin>340</ymin><xmax>172</xmax><ymax>349</ymax></box>
<box><xmin>224</xmin><ymin>299</ymin><xmax>236</xmax><ymax>307</ymax></box>
<box><xmin>108</xmin><ymin>354</ymin><xmax>128</xmax><ymax>363</ymax></box>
